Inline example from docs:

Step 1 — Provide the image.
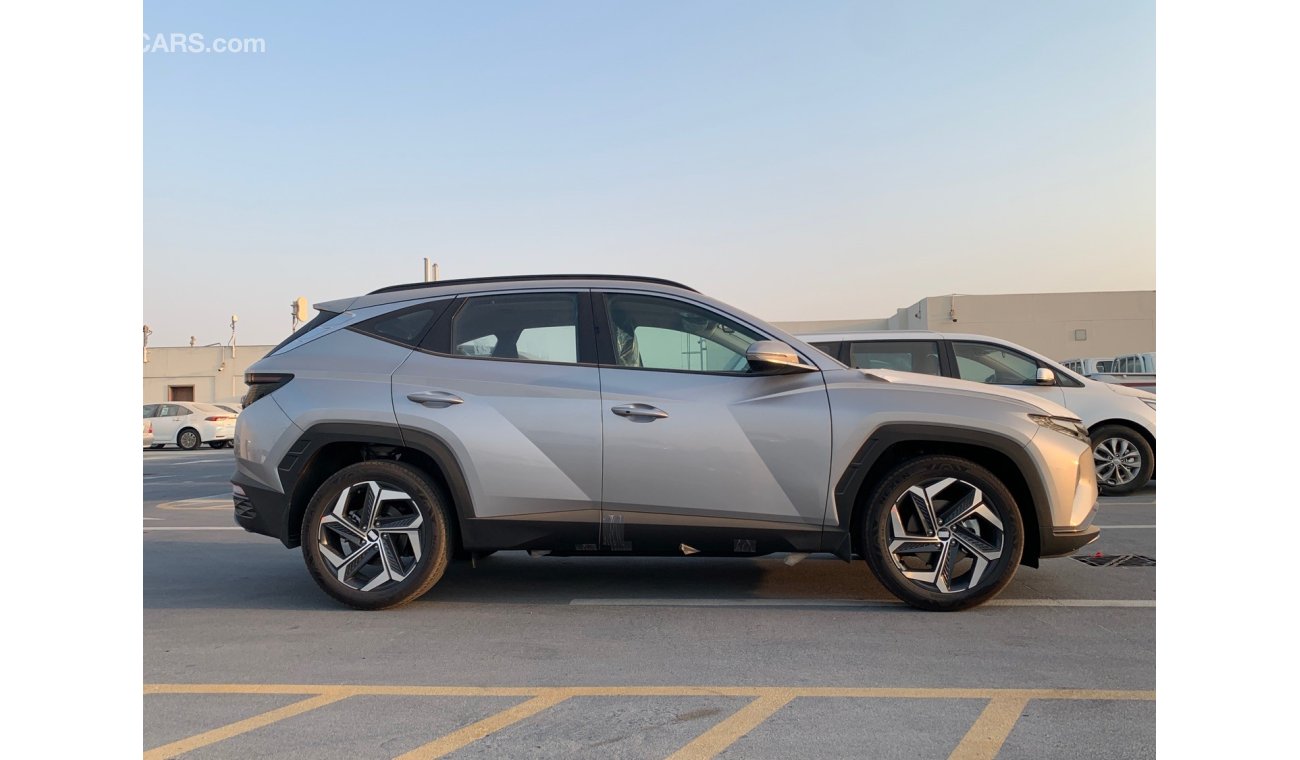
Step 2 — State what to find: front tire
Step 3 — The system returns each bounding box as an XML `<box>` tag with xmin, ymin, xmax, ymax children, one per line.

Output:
<box><xmin>861</xmin><ymin>455</ymin><xmax>1024</xmax><ymax>611</ymax></box>
<box><xmin>1091</xmin><ymin>425</ymin><xmax>1153</xmax><ymax>495</ymax></box>
<box><xmin>302</xmin><ymin>460</ymin><xmax>452</xmax><ymax>610</ymax></box>
<box><xmin>176</xmin><ymin>428</ymin><xmax>201</xmax><ymax>450</ymax></box>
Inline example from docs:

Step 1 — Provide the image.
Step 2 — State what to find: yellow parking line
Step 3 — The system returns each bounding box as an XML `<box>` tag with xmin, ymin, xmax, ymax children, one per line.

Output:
<box><xmin>949</xmin><ymin>697</ymin><xmax>1029</xmax><ymax>760</ymax></box>
<box><xmin>393</xmin><ymin>693</ymin><xmax>571</xmax><ymax>760</ymax></box>
<box><xmin>142</xmin><ymin>690</ymin><xmax>349</xmax><ymax>759</ymax></box>
<box><xmin>144</xmin><ymin>684</ymin><xmax>1155</xmax><ymax>701</ymax></box>
<box><xmin>667</xmin><ymin>693</ymin><xmax>794</xmax><ymax>760</ymax></box>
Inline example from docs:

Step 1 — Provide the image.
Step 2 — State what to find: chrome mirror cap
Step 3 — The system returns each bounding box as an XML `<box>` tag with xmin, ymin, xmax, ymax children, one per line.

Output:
<box><xmin>746</xmin><ymin>341</ymin><xmax>816</xmax><ymax>373</ymax></box>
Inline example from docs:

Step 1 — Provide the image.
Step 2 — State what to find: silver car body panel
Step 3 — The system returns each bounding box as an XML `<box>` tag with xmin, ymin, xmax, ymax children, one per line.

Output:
<box><xmin>391</xmin><ymin>349</ymin><xmax>603</xmax><ymax>521</ymax></box>
<box><xmin>599</xmin><ymin>366</ymin><xmax>832</xmax><ymax>527</ymax></box>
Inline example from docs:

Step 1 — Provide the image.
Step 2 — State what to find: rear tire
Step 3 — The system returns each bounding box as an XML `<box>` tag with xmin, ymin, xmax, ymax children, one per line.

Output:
<box><xmin>149</xmin><ymin>444</ymin><xmax>164</xmax><ymax>450</ymax></box>
<box><xmin>302</xmin><ymin>460</ymin><xmax>452</xmax><ymax>610</ymax></box>
<box><xmin>207</xmin><ymin>441</ymin><xmax>224</xmax><ymax>449</ymax></box>
<box><xmin>861</xmin><ymin>455</ymin><xmax>1024</xmax><ymax>611</ymax></box>
<box><xmin>177</xmin><ymin>428</ymin><xmax>201</xmax><ymax>450</ymax></box>
<box><xmin>1091</xmin><ymin>425</ymin><xmax>1153</xmax><ymax>495</ymax></box>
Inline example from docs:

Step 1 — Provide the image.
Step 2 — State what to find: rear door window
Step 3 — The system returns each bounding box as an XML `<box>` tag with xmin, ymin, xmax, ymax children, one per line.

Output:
<box><xmin>451</xmin><ymin>293</ymin><xmax>580</xmax><ymax>364</ymax></box>
<box><xmin>848</xmin><ymin>341</ymin><xmax>942</xmax><ymax>375</ymax></box>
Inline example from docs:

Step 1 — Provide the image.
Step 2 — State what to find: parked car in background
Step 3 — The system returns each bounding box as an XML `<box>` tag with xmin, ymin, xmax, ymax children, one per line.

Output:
<box><xmin>232</xmin><ymin>274</ymin><xmax>1100</xmax><ymax>612</ymax></box>
<box><xmin>1089</xmin><ymin>352</ymin><xmax>1157</xmax><ymax>393</ymax></box>
<box><xmin>801</xmin><ymin>331</ymin><xmax>1156</xmax><ymax>495</ymax></box>
<box><xmin>142</xmin><ymin>402</ymin><xmax>237</xmax><ymax>450</ymax></box>
<box><xmin>1061</xmin><ymin>357</ymin><xmax>1114</xmax><ymax>376</ymax></box>
<box><xmin>142</xmin><ymin>419</ymin><xmax>154</xmax><ymax>448</ymax></box>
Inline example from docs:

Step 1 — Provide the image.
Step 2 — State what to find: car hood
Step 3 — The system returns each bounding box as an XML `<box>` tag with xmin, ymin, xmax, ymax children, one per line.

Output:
<box><xmin>859</xmin><ymin>369</ymin><xmax>1080</xmax><ymax>419</ymax></box>
<box><xmin>1104</xmin><ymin>382</ymin><xmax>1156</xmax><ymax>401</ymax></box>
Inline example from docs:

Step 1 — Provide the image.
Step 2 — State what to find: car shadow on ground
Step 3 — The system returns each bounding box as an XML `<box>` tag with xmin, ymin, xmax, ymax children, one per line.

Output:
<box><xmin>143</xmin><ymin>540</ymin><xmax>897</xmax><ymax>611</ymax></box>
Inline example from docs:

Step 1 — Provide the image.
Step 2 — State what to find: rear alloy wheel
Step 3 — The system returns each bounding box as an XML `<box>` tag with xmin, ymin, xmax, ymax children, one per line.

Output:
<box><xmin>302</xmin><ymin>461</ymin><xmax>451</xmax><ymax>610</ymax></box>
<box><xmin>1091</xmin><ymin>425</ymin><xmax>1153</xmax><ymax>495</ymax></box>
<box><xmin>862</xmin><ymin>456</ymin><xmax>1023</xmax><ymax>611</ymax></box>
<box><xmin>176</xmin><ymin>428</ymin><xmax>201</xmax><ymax>450</ymax></box>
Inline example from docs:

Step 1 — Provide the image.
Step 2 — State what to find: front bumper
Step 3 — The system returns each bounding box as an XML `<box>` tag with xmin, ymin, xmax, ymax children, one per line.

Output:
<box><xmin>1040</xmin><ymin>512</ymin><xmax>1101</xmax><ymax>557</ymax></box>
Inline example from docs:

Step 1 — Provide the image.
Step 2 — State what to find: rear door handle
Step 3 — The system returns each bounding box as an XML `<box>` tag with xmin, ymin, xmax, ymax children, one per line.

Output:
<box><xmin>407</xmin><ymin>391</ymin><xmax>465</xmax><ymax>408</ymax></box>
<box><xmin>611</xmin><ymin>403</ymin><xmax>668</xmax><ymax>420</ymax></box>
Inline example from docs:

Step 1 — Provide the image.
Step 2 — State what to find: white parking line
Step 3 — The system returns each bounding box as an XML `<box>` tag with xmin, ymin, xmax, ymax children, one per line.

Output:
<box><xmin>570</xmin><ymin>598</ymin><xmax>1155</xmax><ymax>608</ymax></box>
<box><xmin>146</xmin><ymin>459</ymin><xmax>228</xmax><ymax>466</ymax></box>
<box><xmin>144</xmin><ymin>527</ymin><xmax>244</xmax><ymax>531</ymax></box>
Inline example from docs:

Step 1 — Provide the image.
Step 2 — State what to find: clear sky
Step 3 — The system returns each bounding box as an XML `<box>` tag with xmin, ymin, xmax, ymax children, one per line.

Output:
<box><xmin>145</xmin><ymin>1</ymin><xmax>1154</xmax><ymax>347</ymax></box>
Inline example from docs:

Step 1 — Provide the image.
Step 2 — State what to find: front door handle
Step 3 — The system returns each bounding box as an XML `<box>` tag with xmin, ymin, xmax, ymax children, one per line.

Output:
<box><xmin>611</xmin><ymin>403</ymin><xmax>668</xmax><ymax>420</ymax></box>
<box><xmin>407</xmin><ymin>391</ymin><xmax>465</xmax><ymax>408</ymax></box>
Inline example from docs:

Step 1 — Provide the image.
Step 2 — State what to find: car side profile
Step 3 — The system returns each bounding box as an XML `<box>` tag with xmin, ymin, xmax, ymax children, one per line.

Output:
<box><xmin>143</xmin><ymin>402</ymin><xmax>237</xmax><ymax>450</ymax></box>
<box><xmin>232</xmin><ymin>275</ymin><xmax>1099</xmax><ymax>611</ymax></box>
<box><xmin>799</xmin><ymin>331</ymin><xmax>1156</xmax><ymax>495</ymax></box>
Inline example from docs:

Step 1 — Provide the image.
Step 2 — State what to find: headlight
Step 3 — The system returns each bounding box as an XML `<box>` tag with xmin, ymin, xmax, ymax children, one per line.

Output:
<box><xmin>1140</xmin><ymin>398</ymin><xmax>1156</xmax><ymax>411</ymax></box>
<box><xmin>1028</xmin><ymin>414</ymin><xmax>1091</xmax><ymax>444</ymax></box>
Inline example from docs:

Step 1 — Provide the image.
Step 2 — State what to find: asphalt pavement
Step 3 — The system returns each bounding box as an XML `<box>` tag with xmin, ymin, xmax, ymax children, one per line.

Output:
<box><xmin>144</xmin><ymin>447</ymin><xmax>1156</xmax><ymax>759</ymax></box>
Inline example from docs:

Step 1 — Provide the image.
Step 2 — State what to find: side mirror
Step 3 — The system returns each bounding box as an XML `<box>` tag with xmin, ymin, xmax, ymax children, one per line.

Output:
<box><xmin>746</xmin><ymin>341</ymin><xmax>816</xmax><ymax>374</ymax></box>
<box><xmin>1035</xmin><ymin>367</ymin><xmax>1056</xmax><ymax>385</ymax></box>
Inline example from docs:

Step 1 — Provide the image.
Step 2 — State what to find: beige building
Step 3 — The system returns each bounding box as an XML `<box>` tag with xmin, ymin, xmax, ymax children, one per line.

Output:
<box><xmin>776</xmin><ymin>290</ymin><xmax>1155</xmax><ymax>362</ymax></box>
<box><xmin>143</xmin><ymin>345</ymin><xmax>274</xmax><ymax>404</ymax></box>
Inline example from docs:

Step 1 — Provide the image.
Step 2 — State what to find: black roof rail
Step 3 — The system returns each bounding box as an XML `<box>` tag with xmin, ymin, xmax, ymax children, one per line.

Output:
<box><xmin>368</xmin><ymin>274</ymin><xmax>698</xmax><ymax>295</ymax></box>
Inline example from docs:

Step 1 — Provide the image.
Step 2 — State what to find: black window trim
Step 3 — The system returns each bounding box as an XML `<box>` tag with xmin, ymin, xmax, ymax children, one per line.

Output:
<box><xmin>348</xmin><ymin>298</ymin><xmax>454</xmax><ymax>350</ymax></box>
<box><xmin>592</xmin><ymin>289</ymin><xmax>820</xmax><ymax>378</ymax></box>
<box><xmin>414</xmin><ymin>288</ymin><xmax>600</xmax><ymax>368</ymax></box>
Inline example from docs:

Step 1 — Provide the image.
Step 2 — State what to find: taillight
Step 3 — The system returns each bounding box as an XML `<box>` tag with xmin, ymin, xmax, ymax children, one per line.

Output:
<box><xmin>243</xmin><ymin>373</ymin><xmax>294</xmax><ymax>407</ymax></box>
<box><xmin>204</xmin><ymin>416</ymin><xmax>234</xmax><ymax>422</ymax></box>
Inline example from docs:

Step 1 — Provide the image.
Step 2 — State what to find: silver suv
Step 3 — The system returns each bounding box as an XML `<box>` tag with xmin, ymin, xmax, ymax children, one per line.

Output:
<box><xmin>232</xmin><ymin>275</ymin><xmax>1099</xmax><ymax>611</ymax></box>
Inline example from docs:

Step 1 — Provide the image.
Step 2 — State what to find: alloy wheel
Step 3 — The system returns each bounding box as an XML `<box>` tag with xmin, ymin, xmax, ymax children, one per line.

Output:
<box><xmin>886</xmin><ymin>477</ymin><xmax>1005</xmax><ymax>594</ymax></box>
<box><xmin>317</xmin><ymin>481</ymin><xmax>425</xmax><ymax>592</ymax></box>
<box><xmin>1094</xmin><ymin>437</ymin><xmax>1142</xmax><ymax>487</ymax></box>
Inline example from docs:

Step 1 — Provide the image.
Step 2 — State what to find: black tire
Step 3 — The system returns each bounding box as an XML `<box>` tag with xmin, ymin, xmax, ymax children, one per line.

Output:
<box><xmin>149</xmin><ymin>444</ymin><xmax>165</xmax><ymax>450</ymax></box>
<box><xmin>861</xmin><ymin>455</ymin><xmax>1024</xmax><ymax>612</ymax></box>
<box><xmin>207</xmin><ymin>441</ymin><xmax>224</xmax><ymax>449</ymax></box>
<box><xmin>1091</xmin><ymin>425</ymin><xmax>1153</xmax><ymax>496</ymax></box>
<box><xmin>176</xmin><ymin>428</ymin><xmax>201</xmax><ymax>450</ymax></box>
<box><xmin>301</xmin><ymin>460</ymin><xmax>452</xmax><ymax>610</ymax></box>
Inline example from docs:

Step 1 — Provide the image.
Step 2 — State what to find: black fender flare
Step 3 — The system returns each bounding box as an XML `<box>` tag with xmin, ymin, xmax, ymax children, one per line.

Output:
<box><xmin>277</xmin><ymin>422</ymin><xmax>476</xmax><ymax>547</ymax></box>
<box><xmin>829</xmin><ymin>423</ymin><xmax>1050</xmax><ymax>565</ymax></box>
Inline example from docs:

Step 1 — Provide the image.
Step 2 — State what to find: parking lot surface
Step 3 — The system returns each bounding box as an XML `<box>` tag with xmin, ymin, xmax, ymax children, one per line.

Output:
<box><xmin>144</xmin><ymin>448</ymin><xmax>1156</xmax><ymax>759</ymax></box>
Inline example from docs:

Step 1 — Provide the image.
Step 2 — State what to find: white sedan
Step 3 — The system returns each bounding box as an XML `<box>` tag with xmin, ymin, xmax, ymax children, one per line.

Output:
<box><xmin>142</xmin><ymin>402</ymin><xmax>237</xmax><ymax>450</ymax></box>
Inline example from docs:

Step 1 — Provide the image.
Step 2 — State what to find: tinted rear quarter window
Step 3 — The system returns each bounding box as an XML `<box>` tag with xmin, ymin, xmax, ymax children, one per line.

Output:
<box><xmin>849</xmin><ymin>341</ymin><xmax>942</xmax><ymax>375</ymax></box>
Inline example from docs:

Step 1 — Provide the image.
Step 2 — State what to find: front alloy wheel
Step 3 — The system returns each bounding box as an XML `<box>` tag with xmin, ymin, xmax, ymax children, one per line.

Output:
<box><xmin>1090</xmin><ymin>425</ymin><xmax>1154</xmax><ymax>495</ymax></box>
<box><xmin>863</xmin><ymin>455</ymin><xmax>1023</xmax><ymax>611</ymax></box>
<box><xmin>302</xmin><ymin>460</ymin><xmax>451</xmax><ymax>610</ymax></box>
<box><xmin>886</xmin><ymin>478</ymin><xmax>1005</xmax><ymax>594</ymax></box>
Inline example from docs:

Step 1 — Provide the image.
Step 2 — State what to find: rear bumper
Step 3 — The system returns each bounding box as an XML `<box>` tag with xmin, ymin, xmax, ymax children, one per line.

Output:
<box><xmin>232</xmin><ymin>476</ymin><xmax>292</xmax><ymax>546</ymax></box>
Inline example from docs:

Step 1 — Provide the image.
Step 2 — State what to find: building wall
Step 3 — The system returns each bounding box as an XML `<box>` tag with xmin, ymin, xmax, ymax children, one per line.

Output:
<box><xmin>143</xmin><ymin>345</ymin><xmax>274</xmax><ymax>404</ymax></box>
<box><xmin>776</xmin><ymin>290</ymin><xmax>1155</xmax><ymax>362</ymax></box>
<box><xmin>925</xmin><ymin>291</ymin><xmax>1154</xmax><ymax>361</ymax></box>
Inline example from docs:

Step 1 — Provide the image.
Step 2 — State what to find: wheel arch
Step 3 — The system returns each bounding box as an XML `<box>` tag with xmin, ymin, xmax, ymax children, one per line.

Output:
<box><xmin>1088</xmin><ymin>418</ymin><xmax>1156</xmax><ymax>478</ymax></box>
<box><xmin>277</xmin><ymin>423</ymin><xmax>474</xmax><ymax>550</ymax></box>
<box><xmin>835</xmin><ymin>425</ymin><xmax>1047</xmax><ymax>567</ymax></box>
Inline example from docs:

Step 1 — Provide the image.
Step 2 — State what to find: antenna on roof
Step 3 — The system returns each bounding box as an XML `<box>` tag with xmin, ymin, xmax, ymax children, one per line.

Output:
<box><xmin>228</xmin><ymin>314</ymin><xmax>238</xmax><ymax>357</ymax></box>
<box><xmin>143</xmin><ymin>324</ymin><xmax>152</xmax><ymax>363</ymax></box>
